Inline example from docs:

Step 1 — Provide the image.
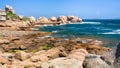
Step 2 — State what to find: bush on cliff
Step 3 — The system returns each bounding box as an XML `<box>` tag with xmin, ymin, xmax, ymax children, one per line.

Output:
<box><xmin>6</xmin><ymin>11</ymin><xmax>29</xmax><ymax>21</ymax></box>
<box><xmin>6</xmin><ymin>11</ymin><xmax>19</xmax><ymax>20</ymax></box>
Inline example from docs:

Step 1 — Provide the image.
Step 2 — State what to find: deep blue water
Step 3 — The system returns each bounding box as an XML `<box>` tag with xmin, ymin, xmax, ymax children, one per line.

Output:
<box><xmin>39</xmin><ymin>19</ymin><xmax>120</xmax><ymax>47</ymax></box>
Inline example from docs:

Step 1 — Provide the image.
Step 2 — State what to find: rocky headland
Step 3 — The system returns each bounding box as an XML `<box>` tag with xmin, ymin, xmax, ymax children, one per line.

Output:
<box><xmin>0</xmin><ymin>5</ymin><xmax>119</xmax><ymax>68</ymax></box>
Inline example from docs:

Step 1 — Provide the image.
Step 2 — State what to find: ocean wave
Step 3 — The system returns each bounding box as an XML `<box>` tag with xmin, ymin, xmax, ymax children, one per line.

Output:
<box><xmin>52</xmin><ymin>30</ymin><xmax>58</xmax><ymax>33</ymax></box>
<box><xmin>102</xmin><ymin>29</ymin><xmax>120</xmax><ymax>34</ymax></box>
<box><xmin>82</xmin><ymin>22</ymin><xmax>101</xmax><ymax>24</ymax></box>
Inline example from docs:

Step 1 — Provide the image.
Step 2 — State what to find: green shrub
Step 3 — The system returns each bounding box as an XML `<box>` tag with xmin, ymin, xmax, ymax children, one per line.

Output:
<box><xmin>6</xmin><ymin>12</ymin><xmax>19</xmax><ymax>20</ymax></box>
<box><xmin>43</xmin><ymin>44</ymin><xmax>51</xmax><ymax>50</ymax></box>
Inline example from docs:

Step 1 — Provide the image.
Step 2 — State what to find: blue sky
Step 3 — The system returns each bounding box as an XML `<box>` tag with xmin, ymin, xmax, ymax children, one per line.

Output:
<box><xmin>0</xmin><ymin>0</ymin><xmax>120</xmax><ymax>19</ymax></box>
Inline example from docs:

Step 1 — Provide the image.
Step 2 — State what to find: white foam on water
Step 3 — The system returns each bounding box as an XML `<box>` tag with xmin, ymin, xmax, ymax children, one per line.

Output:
<box><xmin>81</xmin><ymin>22</ymin><xmax>101</xmax><ymax>25</ymax></box>
<box><xmin>102</xmin><ymin>29</ymin><xmax>120</xmax><ymax>34</ymax></box>
<box><xmin>52</xmin><ymin>30</ymin><xmax>58</xmax><ymax>33</ymax></box>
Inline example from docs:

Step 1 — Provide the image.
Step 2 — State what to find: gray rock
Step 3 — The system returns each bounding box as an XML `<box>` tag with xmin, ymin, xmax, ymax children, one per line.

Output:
<box><xmin>83</xmin><ymin>54</ymin><xmax>111</xmax><ymax>68</ymax></box>
<box><xmin>113</xmin><ymin>42</ymin><xmax>120</xmax><ymax>68</ymax></box>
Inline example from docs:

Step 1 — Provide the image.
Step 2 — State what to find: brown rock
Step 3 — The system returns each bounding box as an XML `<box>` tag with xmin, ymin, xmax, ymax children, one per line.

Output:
<box><xmin>40</xmin><ymin>49</ymin><xmax>88</xmax><ymax>68</ymax></box>
<box><xmin>0</xmin><ymin>56</ymin><xmax>10</xmax><ymax>64</ymax></box>
<box><xmin>29</xmin><ymin>16</ymin><xmax>36</xmax><ymax>24</ymax></box>
<box><xmin>67</xmin><ymin>49</ymin><xmax>88</xmax><ymax>61</ymax></box>
<box><xmin>37</xmin><ymin>17</ymin><xmax>49</xmax><ymax>23</ymax></box>
<box><xmin>15</xmin><ymin>51</ymin><xmax>31</xmax><ymax>61</ymax></box>
<box><xmin>30</xmin><ymin>54</ymin><xmax>49</xmax><ymax>62</ymax></box>
<box><xmin>49</xmin><ymin>16</ymin><xmax>57</xmax><ymax>22</ymax></box>
<box><xmin>57</xmin><ymin>16</ymin><xmax>68</xmax><ymax>24</ymax></box>
<box><xmin>0</xmin><ymin>39</ymin><xmax>10</xmax><ymax>44</ymax></box>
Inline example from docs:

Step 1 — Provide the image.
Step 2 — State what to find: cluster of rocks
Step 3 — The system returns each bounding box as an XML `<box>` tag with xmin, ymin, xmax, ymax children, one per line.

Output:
<box><xmin>29</xmin><ymin>15</ymin><xmax>82</xmax><ymax>26</ymax></box>
<box><xmin>0</xmin><ymin>40</ymin><xmax>119</xmax><ymax>68</ymax></box>
<box><xmin>0</xmin><ymin>5</ymin><xmax>82</xmax><ymax>31</ymax></box>
<box><xmin>0</xmin><ymin>30</ymin><xmax>114</xmax><ymax>68</ymax></box>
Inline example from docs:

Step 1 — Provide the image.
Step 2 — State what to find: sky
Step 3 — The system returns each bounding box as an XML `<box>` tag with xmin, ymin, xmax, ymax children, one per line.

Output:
<box><xmin>0</xmin><ymin>0</ymin><xmax>120</xmax><ymax>19</ymax></box>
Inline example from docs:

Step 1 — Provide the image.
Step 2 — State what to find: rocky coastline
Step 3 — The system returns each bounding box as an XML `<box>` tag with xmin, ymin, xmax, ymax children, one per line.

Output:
<box><xmin>0</xmin><ymin>5</ymin><xmax>120</xmax><ymax>68</ymax></box>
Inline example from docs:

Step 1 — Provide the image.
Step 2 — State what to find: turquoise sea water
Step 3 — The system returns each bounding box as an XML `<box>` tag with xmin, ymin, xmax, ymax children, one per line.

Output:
<box><xmin>39</xmin><ymin>19</ymin><xmax>120</xmax><ymax>47</ymax></box>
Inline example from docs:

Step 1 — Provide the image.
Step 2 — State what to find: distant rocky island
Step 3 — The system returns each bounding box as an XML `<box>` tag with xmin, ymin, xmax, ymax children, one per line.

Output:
<box><xmin>0</xmin><ymin>5</ymin><xmax>82</xmax><ymax>30</ymax></box>
<box><xmin>0</xmin><ymin>5</ymin><xmax>120</xmax><ymax>68</ymax></box>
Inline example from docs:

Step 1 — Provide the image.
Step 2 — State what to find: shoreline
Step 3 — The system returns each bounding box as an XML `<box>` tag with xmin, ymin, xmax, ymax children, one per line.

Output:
<box><xmin>0</xmin><ymin>5</ymin><xmax>119</xmax><ymax>68</ymax></box>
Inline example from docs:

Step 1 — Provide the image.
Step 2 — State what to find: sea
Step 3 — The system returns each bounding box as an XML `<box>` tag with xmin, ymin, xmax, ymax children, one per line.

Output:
<box><xmin>39</xmin><ymin>19</ymin><xmax>120</xmax><ymax>47</ymax></box>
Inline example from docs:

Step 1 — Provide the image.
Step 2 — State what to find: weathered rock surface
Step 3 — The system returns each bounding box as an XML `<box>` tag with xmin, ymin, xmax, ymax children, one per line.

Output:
<box><xmin>29</xmin><ymin>16</ymin><xmax>36</xmax><ymax>24</ymax></box>
<box><xmin>113</xmin><ymin>42</ymin><xmax>120</xmax><ymax>68</ymax></box>
<box><xmin>0</xmin><ymin>9</ymin><xmax>6</xmax><ymax>21</ymax></box>
<box><xmin>41</xmin><ymin>49</ymin><xmax>88</xmax><ymax>68</ymax></box>
<box><xmin>67</xmin><ymin>16</ymin><xmax>82</xmax><ymax>22</ymax></box>
<box><xmin>15</xmin><ymin>51</ymin><xmax>31</xmax><ymax>61</ymax></box>
<box><xmin>83</xmin><ymin>54</ymin><xmax>111</xmax><ymax>68</ymax></box>
<box><xmin>49</xmin><ymin>16</ymin><xmax>57</xmax><ymax>22</ymax></box>
<box><xmin>37</xmin><ymin>17</ymin><xmax>50</xmax><ymax>23</ymax></box>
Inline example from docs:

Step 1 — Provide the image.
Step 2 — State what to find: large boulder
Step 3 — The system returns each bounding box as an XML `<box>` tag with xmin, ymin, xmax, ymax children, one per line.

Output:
<box><xmin>67</xmin><ymin>16</ymin><xmax>82</xmax><ymax>22</ymax></box>
<box><xmin>83</xmin><ymin>54</ymin><xmax>111</xmax><ymax>68</ymax></box>
<box><xmin>49</xmin><ymin>16</ymin><xmax>57</xmax><ymax>22</ymax></box>
<box><xmin>15</xmin><ymin>51</ymin><xmax>31</xmax><ymax>61</ymax></box>
<box><xmin>41</xmin><ymin>58</ymin><xmax>83</xmax><ymax>68</ymax></box>
<box><xmin>46</xmin><ymin>46</ymin><xmax>67</xmax><ymax>59</ymax></box>
<box><xmin>29</xmin><ymin>16</ymin><xmax>36</xmax><ymax>24</ymax></box>
<box><xmin>37</xmin><ymin>17</ymin><xmax>49</xmax><ymax>23</ymax></box>
<box><xmin>57</xmin><ymin>16</ymin><xmax>68</xmax><ymax>24</ymax></box>
<box><xmin>40</xmin><ymin>49</ymin><xmax>88</xmax><ymax>68</ymax></box>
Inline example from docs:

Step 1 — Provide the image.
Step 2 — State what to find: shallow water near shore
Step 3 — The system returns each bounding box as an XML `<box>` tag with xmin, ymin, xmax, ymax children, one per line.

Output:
<box><xmin>39</xmin><ymin>19</ymin><xmax>120</xmax><ymax>47</ymax></box>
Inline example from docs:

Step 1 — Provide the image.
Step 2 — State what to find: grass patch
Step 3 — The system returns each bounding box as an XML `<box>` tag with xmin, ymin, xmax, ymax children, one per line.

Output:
<box><xmin>8</xmin><ymin>49</ymin><xmax>28</xmax><ymax>53</ymax></box>
<box><xmin>43</xmin><ymin>44</ymin><xmax>51</xmax><ymax>50</ymax></box>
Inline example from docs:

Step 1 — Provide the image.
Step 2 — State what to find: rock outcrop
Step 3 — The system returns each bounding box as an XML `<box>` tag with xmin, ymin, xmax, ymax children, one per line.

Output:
<box><xmin>29</xmin><ymin>16</ymin><xmax>36</xmax><ymax>24</ymax></box>
<box><xmin>0</xmin><ymin>9</ymin><xmax>6</xmax><ymax>21</ymax></box>
<box><xmin>5</xmin><ymin>5</ymin><xmax>14</xmax><ymax>13</ymax></box>
<box><xmin>37</xmin><ymin>17</ymin><xmax>50</xmax><ymax>23</ymax></box>
<box><xmin>49</xmin><ymin>16</ymin><xmax>57</xmax><ymax>22</ymax></box>
<box><xmin>67</xmin><ymin>16</ymin><xmax>82</xmax><ymax>22</ymax></box>
<box><xmin>57</xmin><ymin>16</ymin><xmax>68</xmax><ymax>24</ymax></box>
